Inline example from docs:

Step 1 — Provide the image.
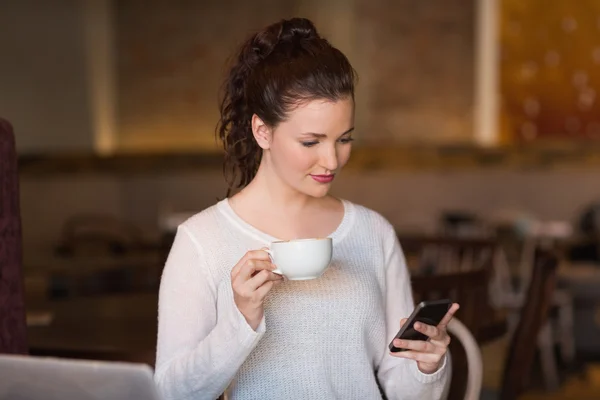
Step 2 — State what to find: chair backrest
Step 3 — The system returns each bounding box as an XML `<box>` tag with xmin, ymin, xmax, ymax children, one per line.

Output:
<box><xmin>447</xmin><ymin>318</ymin><xmax>482</xmax><ymax>400</ymax></box>
<box><xmin>399</xmin><ymin>235</ymin><xmax>497</xmax><ymax>276</ymax></box>
<box><xmin>401</xmin><ymin>235</ymin><xmax>498</xmax><ymax>333</ymax></box>
<box><xmin>500</xmin><ymin>248</ymin><xmax>558</xmax><ymax>400</ymax></box>
<box><xmin>0</xmin><ymin>118</ymin><xmax>28</xmax><ymax>354</ymax></box>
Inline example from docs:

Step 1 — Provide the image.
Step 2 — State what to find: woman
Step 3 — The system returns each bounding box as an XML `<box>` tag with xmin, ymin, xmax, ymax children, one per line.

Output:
<box><xmin>155</xmin><ymin>17</ymin><xmax>458</xmax><ymax>400</ymax></box>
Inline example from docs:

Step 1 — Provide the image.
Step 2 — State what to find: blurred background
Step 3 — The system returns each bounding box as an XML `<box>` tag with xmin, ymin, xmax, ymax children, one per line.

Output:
<box><xmin>2</xmin><ymin>0</ymin><xmax>600</xmax><ymax>399</ymax></box>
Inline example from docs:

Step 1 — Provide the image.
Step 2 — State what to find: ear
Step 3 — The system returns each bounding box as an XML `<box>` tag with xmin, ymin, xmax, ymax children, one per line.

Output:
<box><xmin>251</xmin><ymin>114</ymin><xmax>273</xmax><ymax>150</ymax></box>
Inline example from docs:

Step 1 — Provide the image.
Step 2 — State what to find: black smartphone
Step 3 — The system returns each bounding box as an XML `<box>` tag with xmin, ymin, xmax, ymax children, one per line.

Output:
<box><xmin>388</xmin><ymin>299</ymin><xmax>452</xmax><ymax>353</ymax></box>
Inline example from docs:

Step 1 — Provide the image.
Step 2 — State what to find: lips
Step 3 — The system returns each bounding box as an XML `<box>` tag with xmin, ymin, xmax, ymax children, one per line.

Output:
<box><xmin>310</xmin><ymin>174</ymin><xmax>335</xmax><ymax>183</ymax></box>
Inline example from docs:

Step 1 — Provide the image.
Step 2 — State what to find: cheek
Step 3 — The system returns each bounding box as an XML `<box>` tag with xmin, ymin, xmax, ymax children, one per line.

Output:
<box><xmin>290</xmin><ymin>147</ymin><xmax>318</xmax><ymax>172</ymax></box>
<box><xmin>272</xmin><ymin>142</ymin><xmax>317</xmax><ymax>173</ymax></box>
<box><xmin>337</xmin><ymin>145</ymin><xmax>352</xmax><ymax>168</ymax></box>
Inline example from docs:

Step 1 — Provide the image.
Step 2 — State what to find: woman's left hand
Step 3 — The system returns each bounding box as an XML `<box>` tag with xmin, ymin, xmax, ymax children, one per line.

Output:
<box><xmin>389</xmin><ymin>303</ymin><xmax>460</xmax><ymax>374</ymax></box>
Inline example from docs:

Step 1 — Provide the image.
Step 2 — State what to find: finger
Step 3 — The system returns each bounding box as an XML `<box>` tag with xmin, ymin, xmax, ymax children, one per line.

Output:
<box><xmin>437</xmin><ymin>303</ymin><xmax>460</xmax><ymax>329</ymax></box>
<box><xmin>231</xmin><ymin>250</ymin><xmax>272</xmax><ymax>278</ymax></box>
<box><xmin>246</xmin><ymin>269</ymin><xmax>281</xmax><ymax>291</ymax></box>
<box><xmin>414</xmin><ymin>322</ymin><xmax>441</xmax><ymax>340</ymax></box>
<box><xmin>251</xmin><ymin>262</ymin><xmax>281</xmax><ymax>278</ymax></box>
<box><xmin>399</xmin><ymin>318</ymin><xmax>407</xmax><ymax>328</ymax></box>
<box><xmin>238</xmin><ymin>259</ymin><xmax>276</xmax><ymax>282</ymax></box>
<box><xmin>254</xmin><ymin>279</ymin><xmax>275</xmax><ymax>300</ymax></box>
<box><xmin>389</xmin><ymin>350</ymin><xmax>441</xmax><ymax>364</ymax></box>
<box><xmin>430</xmin><ymin>334</ymin><xmax>451</xmax><ymax>349</ymax></box>
<box><xmin>392</xmin><ymin>338</ymin><xmax>437</xmax><ymax>354</ymax></box>
<box><xmin>270</xmin><ymin>272</ymin><xmax>285</xmax><ymax>282</ymax></box>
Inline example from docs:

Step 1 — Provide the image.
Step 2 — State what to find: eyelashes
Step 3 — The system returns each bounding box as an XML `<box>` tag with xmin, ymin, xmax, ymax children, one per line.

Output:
<box><xmin>301</xmin><ymin>137</ymin><xmax>354</xmax><ymax>147</ymax></box>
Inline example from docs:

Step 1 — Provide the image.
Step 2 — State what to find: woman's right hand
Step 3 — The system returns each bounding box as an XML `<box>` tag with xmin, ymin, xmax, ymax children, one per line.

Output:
<box><xmin>231</xmin><ymin>249</ymin><xmax>284</xmax><ymax>331</ymax></box>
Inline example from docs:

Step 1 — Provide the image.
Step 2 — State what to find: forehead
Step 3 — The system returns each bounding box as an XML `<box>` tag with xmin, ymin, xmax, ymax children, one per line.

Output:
<box><xmin>283</xmin><ymin>97</ymin><xmax>354</xmax><ymax>128</ymax></box>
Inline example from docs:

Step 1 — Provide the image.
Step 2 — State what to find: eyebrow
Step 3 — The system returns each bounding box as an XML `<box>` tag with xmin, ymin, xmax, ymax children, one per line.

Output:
<box><xmin>300</xmin><ymin>127</ymin><xmax>355</xmax><ymax>138</ymax></box>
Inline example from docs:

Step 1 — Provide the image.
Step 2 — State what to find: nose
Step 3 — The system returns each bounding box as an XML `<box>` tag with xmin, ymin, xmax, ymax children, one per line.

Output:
<box><xmin>320</xmin><ymin>144</ymin><xmax>338</xmax><ymax>172</ymax></box>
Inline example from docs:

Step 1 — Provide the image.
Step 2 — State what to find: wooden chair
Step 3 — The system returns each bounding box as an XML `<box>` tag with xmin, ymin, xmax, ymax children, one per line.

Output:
<box><xmin>0</xmin><ymin>118</ymin><xmax>28</xmax><ymax>354</ymax></box>
<box><xmin>399</xmin><ymin>235</ymin><xmax>498</xmax><ymax>275</ymax></box>
<box><xmin>493</xmin><ymin>222</ymin><xmax>573</xmax><ymax>390</ymax></box>
<box><xmin>403</xmin><ymin>235</ymin><xmax>507</xmax><ymax>400</ymax></box>
<box><xmin>412</xmin><ymin>269</ymin><xmax>500</xmax><ymax>400</ymax></box>
<box><xmin>402</xmin><ymin>235</ymin><xmax>508</xmax><ymax>342</ymax></box>
<box><xmin>499</xmin><ymin>248</ymin><xmax>559</xmax><ymax>399</ymax></box>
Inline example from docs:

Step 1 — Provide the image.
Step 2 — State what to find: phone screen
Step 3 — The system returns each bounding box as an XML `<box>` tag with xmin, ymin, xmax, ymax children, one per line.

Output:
<box><xmin>389</xmin><ymin>299</ymin><xmax>451</xmax><ymax>352</ymax></box>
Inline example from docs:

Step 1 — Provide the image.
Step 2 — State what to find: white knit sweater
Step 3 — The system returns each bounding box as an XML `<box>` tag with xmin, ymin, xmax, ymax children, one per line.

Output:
<box><xmin>154</xmin><ymin>199</ymin><xmax>450</xmax><ymax>400</ymax></box>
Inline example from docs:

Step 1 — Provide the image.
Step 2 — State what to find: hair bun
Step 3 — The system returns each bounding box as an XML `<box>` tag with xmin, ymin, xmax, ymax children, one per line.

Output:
<box><xmin>279</xmin><ymin>18</ymin><xmax>319</xmax><ymax>43</ymax></box>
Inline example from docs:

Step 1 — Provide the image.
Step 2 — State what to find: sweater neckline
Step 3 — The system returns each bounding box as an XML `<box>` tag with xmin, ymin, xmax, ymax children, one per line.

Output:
<box><xmin>217</xmin><ymin>197</ymin><xmax>355</xmax><ymax>246</ymax></box>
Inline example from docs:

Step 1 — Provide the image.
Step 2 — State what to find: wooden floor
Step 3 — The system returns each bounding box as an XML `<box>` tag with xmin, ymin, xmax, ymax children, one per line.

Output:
<box><xmin>481</xmin><ymin>334</ymin><xmax>600</xmax><ymax>399</ymax></box>
<box><xmin>520</xmin><ymin>364</ymin><xmax>600</xmax><ymax>400</ymax></box>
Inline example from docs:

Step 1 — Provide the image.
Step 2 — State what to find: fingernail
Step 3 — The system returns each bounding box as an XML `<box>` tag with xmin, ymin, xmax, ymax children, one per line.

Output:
<box><xmin>394</xmin><ymin>339</ymin><xmax>403</xmax><ymax>347</ymax></box>
<box><xmin>414</xmin><ymin>322</ymin><xmax>421</xmax><ymax>330</ymax></box>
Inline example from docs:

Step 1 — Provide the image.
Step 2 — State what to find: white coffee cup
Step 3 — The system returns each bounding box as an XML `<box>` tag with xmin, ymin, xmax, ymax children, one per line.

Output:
<box><xmin>265</xmin><ymin>238</ymin><xmax>333</xmax><ymax>280</ymax></box>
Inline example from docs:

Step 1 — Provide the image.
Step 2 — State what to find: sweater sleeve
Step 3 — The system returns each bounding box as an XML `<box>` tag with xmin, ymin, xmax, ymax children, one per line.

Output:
<box><xmin>376</xmin><ymin>225</ymin><xmax>451</xmax><ymax>400</ymax></box>
<box><xmin>154</xmin><ymin>225</ymin><xmax>266</xmax><ymax>400</ymax></box>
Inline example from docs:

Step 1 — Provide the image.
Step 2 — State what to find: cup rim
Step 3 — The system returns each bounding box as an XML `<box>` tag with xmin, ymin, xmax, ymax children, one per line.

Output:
<box><xmin>271</xmin><ymin>237</ymin><xmax>332</xmax><ymax>245</ymax></box>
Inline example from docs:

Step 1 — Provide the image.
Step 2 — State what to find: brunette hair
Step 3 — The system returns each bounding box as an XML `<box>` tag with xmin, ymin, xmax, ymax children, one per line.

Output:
<box><xmin>216</xmin><ymin>17</ymin><xmax>356</xmax><ymax>194</ymax></box>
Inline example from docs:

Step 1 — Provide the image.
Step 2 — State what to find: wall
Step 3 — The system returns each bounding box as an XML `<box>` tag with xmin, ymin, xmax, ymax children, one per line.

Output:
<box><xmin>0</xmin><ymin>0</ymin><xmax>95</xmax><ymax>153</ymax></box>
<box><xmin>1</xmin><ymin>0</ymin><xmax>475</xmax><ymax>154</ymax></box>
<box><xmin>115</xmin><ymin>0</ymin><xmax>475</xmax><ymax>151</ymax></box>
<box><xmin>357</xmin><ymin>0</ymin><xmax>475</xmax><ymax>144</ymax></box>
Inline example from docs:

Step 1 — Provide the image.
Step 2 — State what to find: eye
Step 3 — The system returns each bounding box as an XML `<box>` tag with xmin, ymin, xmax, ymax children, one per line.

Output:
<box><xmin>339</xmin><ymin>137</ymin><xmax>354</xmax><ymax>144</ymax></box>
<box><xmin>301</xmin><ymin>141</ymin><xmax>319</xmax><ymax>147</ymax></box>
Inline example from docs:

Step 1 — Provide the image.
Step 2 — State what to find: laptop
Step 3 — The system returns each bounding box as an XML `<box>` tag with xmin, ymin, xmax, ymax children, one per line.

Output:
<box><xmin>0</xmin><ymin>355</ymin><xmax>161</xmax><ymax>400</ymax></box>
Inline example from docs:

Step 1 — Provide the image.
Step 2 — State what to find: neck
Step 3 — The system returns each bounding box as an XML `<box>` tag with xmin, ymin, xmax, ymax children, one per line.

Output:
<box><xmin>234</xmin><ymin>158</ymin><xmax>318</xmax><ymax>214</ymax></box>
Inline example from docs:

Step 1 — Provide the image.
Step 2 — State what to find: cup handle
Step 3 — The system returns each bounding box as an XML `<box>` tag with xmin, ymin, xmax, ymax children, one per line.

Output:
<box><xmin>264</xmin><ymin>249</ymin><xmax>283</xmax><ymax>275</ymax></box>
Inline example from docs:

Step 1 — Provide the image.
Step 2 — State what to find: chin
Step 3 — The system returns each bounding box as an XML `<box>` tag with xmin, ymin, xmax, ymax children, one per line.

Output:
<box><xmin>303</xmin><ymin>185</ymin><xmax>331</xmax><ymax>199</ymax></box>
<box><xmin>291</xmin><ymin>178</ymin><xmax>333</xmax><ymax>198</ymax></box>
